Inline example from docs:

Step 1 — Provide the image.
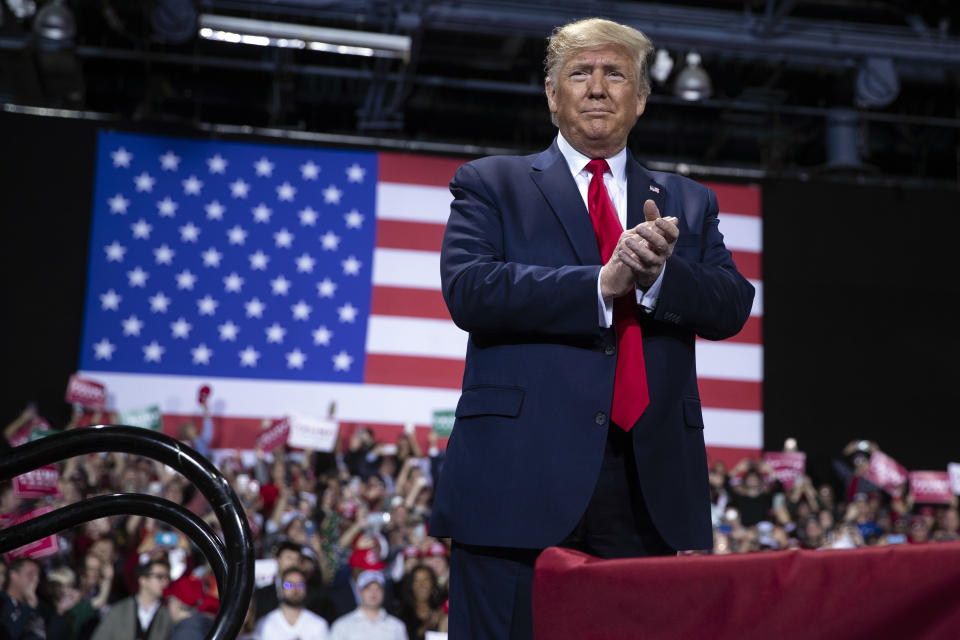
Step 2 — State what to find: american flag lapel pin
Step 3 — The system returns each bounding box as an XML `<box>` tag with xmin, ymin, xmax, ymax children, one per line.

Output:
<box><xmin>649</xmin><ymin>185</ymin><xmax>660</xmax><ymax>193</ymax></box>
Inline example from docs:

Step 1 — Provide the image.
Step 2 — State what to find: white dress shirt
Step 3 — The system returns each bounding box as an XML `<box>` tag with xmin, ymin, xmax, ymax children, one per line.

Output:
<box><xmin>254</xmin><ymin>607</ymin><xmax>330</xmax><ymax>640</ymax></box>
<box><xmin>555</xmin><ymin>132</ymin><xmax>665</xmax><ymax>327</ymax></box>
<box><xmin>136</xmin><ymin>598</ymin><xmax>160</xmax><ymax>633</ymax></box>
<box><xmin>330</xmin><ymin>607</ymin><xmax>408</xmax><ymax>640</ymax></box>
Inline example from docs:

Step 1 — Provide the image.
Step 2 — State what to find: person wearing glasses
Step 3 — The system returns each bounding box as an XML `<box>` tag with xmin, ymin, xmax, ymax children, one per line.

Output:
<box><xmin>254</xmin><ymin>567</ymin><xmax>329</xmax><ymax>639</ymax></box>
<box><xmin>91</xmin><ymin>558</ymin><xmax>173</xmax><ymax>640</ymax></box>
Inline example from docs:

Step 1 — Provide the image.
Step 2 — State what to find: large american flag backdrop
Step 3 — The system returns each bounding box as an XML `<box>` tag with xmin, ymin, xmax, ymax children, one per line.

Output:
<box><xmin>79</xmin><ymin>131</ymin><xmax>763</xmax><ymax>465</ymax></box>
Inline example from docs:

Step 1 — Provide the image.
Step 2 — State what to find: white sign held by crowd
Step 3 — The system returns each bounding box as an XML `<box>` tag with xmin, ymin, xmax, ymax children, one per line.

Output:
<box><xmin>287</xmin><ymin>413</ymin><xmax>339</xmax><ymax>452</ymax></box>
<box><xmin>947</xmin><ymin>463</ymin><xmax>960</xmax><ymax>495</ymax></box>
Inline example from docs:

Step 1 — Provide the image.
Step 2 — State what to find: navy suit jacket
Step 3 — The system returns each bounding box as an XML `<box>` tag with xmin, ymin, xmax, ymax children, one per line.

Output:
<box><xmin>428</xmin><ymin>142</ymin><xmax>755</xmax><ymax>551</ymax></box>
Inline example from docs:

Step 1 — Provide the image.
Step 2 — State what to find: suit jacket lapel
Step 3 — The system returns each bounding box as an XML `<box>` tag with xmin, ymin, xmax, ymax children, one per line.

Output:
<box><xmin>626</xmin><ymin>155</ymin><xmax>666</xmax><ymax>230</ymax></box>
<box><xmin>530</xmin><ymin>143</ymin><xmax>602</xmax><ymax>266</ymax></box>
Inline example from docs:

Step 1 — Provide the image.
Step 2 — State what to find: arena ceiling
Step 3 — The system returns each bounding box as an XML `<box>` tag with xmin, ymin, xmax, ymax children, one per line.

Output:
<box><xmin>1</xmin><ymin>0</ymin><xmax>959</xmax><ymax>184</ymax></box>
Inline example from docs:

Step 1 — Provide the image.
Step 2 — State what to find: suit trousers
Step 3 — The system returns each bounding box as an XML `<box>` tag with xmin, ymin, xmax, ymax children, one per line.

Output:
<box><xmin>448</xmin><ymin>424</ymin><xmax>675</xmax><ymax>639</ymax></box>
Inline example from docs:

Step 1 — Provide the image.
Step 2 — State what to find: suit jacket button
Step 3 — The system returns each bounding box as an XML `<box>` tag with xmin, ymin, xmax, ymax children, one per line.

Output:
<box><xmin>595</xmin><ymin>412</ymin><xmax>608</xmax><ymax>426</ymax></box>
<box><xmin>604</xmin><ymin>344</ymin><xmax>616</xmax><ymax>356</ymax></box>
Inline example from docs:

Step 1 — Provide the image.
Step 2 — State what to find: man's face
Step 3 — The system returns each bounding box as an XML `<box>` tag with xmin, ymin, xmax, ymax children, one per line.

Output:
<box><xmin>139</xmin><ymin>566</ymin><xmax>170</xmax><ymax>600</ymax></box>
<box><xmin>276</xmin><ymin>549</ymin><xmax>301</xmax><ymax>573</ymax></box>
<box><xmin>546</xmin><ymin>45</ymin><xmax>646</xmax><ymax>157</ymax></box>
<box><xmin>279</xmin><ymin>571</ymin><xmax>307</xmax><ymax>607</ymax></box>
<box><xmin>81</xmin><ymin>555</ymin><xmax>102</xmax><ymax>589</ymax></box>
<box><xmin>10</xmin><ymin>562</ymin><xmax>39</xmax><ymax>594</ymax></box>
<box><xmin>359</xmin><ymin>581</ymin><xmax>384</xmax><ymax>609</ymax></box>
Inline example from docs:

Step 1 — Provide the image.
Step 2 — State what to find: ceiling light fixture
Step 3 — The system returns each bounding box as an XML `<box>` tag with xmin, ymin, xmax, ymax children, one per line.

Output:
<box><xmin>197</xmin><ymin>14</ymin><xmax>412</xmax><ymax>61</ymax></box>
<box><xmin>650</xmin><ymin>49</ymin><xmax>674</xmax><ymax>84</ymax></box>
<box><xmin>673</xmin><ymin>52</ymin><xmax>712</xmax><ymax>102</ymax></box>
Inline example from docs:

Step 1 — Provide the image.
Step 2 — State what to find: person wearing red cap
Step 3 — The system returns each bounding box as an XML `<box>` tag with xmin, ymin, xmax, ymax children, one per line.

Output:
<box><xmin>165</xmin><ymin>576</ymin><xmax>218</xmax><ymax>640</ymax></box>
<box><xmin>328</xmin><ymin>533</ymin><xmax>392</xmax><ymax>622</ymax></box>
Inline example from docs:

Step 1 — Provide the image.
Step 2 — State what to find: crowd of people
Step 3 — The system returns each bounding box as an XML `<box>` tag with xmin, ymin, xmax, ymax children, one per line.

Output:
<box><xmin>1</xmin><ymin>402</ymin><xmax>958</xmax><ymax>640</ymax></box>
<box><xmin>1</xmin><ymin>403</ymin><xmax>448</xmax><ymax>640</ymax></box>
<box><xmin>708</xmin><ymin>440</ymin><xmax>959</xmax><ymax>554</ymax></box>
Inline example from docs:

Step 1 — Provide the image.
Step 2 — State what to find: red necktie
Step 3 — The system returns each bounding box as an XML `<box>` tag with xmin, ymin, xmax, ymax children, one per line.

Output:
<box><xmin>586</xmin><ymin>158</ymin><xmax>650</xmax><ymax>431</ymax></box>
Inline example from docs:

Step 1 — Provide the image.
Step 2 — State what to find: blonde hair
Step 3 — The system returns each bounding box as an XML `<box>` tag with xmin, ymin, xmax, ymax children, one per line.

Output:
<box><xmin>545</xmin><ymin>18</ymin><xmax>654</xmax><ymax>97</ymax></box>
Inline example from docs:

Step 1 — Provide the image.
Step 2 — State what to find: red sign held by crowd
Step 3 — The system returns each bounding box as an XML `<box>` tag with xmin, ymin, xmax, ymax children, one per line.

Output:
<box><xmin>3</xmin><ymin>507</ymin><xmax>60</xmax><ymax>561</ymax></box>
<box><xmin>13</xmin><ymin>466</ymin><xmax>60</xmax><ymax>499</ymax></box>
<box><xmin>909</xmin><ymin>471</ymin><xmax>953</xmax><ymax>504</ymax></box>
<box><xmin>65</xmin><ymin>374</ymin><xmax>107</xmax><ymax>409</ymax></box>
<box><xmin>865</xmin><ymin>451</ymin><xmax>909</xmax><ymax>496</ymax></box>
<box><xmin>256</xmin><ymin>417</ymin><xmax>291</xmax><ymax>452</ymax></box>
<box><xmin>762</xmin><ymin>452</ymin><xmax>806</xmax><ymax>490</ymax></box>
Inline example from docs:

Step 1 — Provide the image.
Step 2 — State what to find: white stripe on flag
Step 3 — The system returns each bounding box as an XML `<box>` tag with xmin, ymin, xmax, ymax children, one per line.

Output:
<box><xmin>82</xmin><ymin>371</ymin><xmax>463</xmax><ymax>424</ymax></box>
<box><xmin>365</xmin><ymin>314</ymin><xmax>762</xmax><ymax>383</ymax></box>
<box><xmin>717</xmin><ymin>213</ymin><xmax>762</xmax><ymax>253</ymax></box>
<box><xmin>376</xmin><ymin>183</ymin><xmax>453</xmax><ymax>224</ymax></box>
<box><xmin>749</xmin><ymin>279</ymin><xmax>763</xmax><ymax>317</ymax></box>
<box><xmin>702</xmin><ymin>408</ymin><xmax>763</xmax><ymax>448</ymax></box>
<box><xmin>373</xmin><ymin>248</ymin><xmax>764</xmax><ymax>320</ymax></box>
<box><xmin>367</xmin><ymin>316</ymin><xmax>467</xmax><ymax>360</ymax></box>
<box><xmin>695</xmin><ymin>341</ymin><xmax>763</xmax><ymax>382</ymax></box>
<box><xmin>373</xmin><ymin>248</ymin><xmax>441</xmax><ymax>290</ymax></box>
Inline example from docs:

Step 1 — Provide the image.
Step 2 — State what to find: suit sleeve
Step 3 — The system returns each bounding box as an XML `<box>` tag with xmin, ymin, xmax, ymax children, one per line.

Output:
<box><xmin>441</xmin><ymin>163</ymin><xmax>602</xmax><ymax>336</ymax></box>
<box><xmin>654</xmin><ymin>186</ymin><xmax>755</xmax><ymax>340</ymax></box>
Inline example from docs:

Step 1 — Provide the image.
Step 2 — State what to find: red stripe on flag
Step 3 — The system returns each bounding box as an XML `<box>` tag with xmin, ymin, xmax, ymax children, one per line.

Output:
<box><xmin>376</xmin><ymin>219</ymin><xmax>446</xmax><ymax>252</ymax></box>
<box><xmin>379</xmin><ymin>152</ymin><xmax>468</xmax><ymax>187</ymax></box>
<box><xmin>704</xmin><ymin>315</ymin><xmax>762</xmax><ymax>344</ymax></box>
<box><xmin>697</xmin><ymin>378</ymin><xmax>762</xmax><ymax>411</ymax></box>
<box><xmin>371</xmin><ymin>286</ymin><xmax>452</xmax><ymax>320</ymax></box>
<box><xmin>705</xmin><ymin>445</ymin><xmax>762</xmax><ymax>469</ymax></box>
<box><xmin>703</xmin><ymin>182</ymin><xmax>761</xmax><ymax>217</ymax></box>
<box><xmin>162</xmin><ymin>414</ymin><xmax>449</xmax><ymax>452</ymax></box>
<box><xmin>731</xmin><ymin>250</ymin><xmax>761</xmax><ymax>281</ymax></box>
<box><xmin>365</xmin><ymin>354</ymin><xmax>464</xmax><ymax>389</ymax></box>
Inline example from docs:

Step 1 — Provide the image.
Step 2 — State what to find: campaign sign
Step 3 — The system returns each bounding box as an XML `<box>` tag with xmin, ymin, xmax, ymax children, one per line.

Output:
<box><xmin>255</xmin><ymin>558</ymin><xmax>278</xmax><ymax>588</ymax></box>
<box><xmin>909</xmin><ymin>471</ymin><xmax>953</xmax><ymax>504</ymax></box>
<box><xmin>949</xmin><ymin>463</ymin><xmax>960</xmax><ymax>495</ymax></box>
<box><xmin>287</xmin><ymin>414</ymin><xmax>339</xmax><ymax>452</ymax></box>
<box><xmin>4</xmin><ymin>507</ymin><xmax>60</xmax><ymax>561</ymax></box>
<box><xmin>256</xmin><ymin>417</ymin><xmax>290</xmax><ymax>452</ymax></box>
<box><xmin>432</xmin><ymin>410</ymin><xmax>456</xmax><ymax>438</ymax></box>
<box><xmin>13</xmin><ymin>466</ymin><xmax>60</xmax><ymax>499</ymax></box>
<box><xmin>118</xmin><ymin>405</ymin><xmax>163</xmax><ymax>431</ymax></box>
<box><xmin>865</xmin><ymin>451</ymin><xmax>909</xmax><ymax>496</ymax></box>
<box><xmin>9</xmin><ymin>418</ymin><xmax>52</xmax><ymax>448</ymax></box>
<box><xmin>65</xmin><ymin>374</ymin><xmax>107</xmax><ymax>409</ymax></box>
<box><xmin>762</xmin><ymin>451</ymin><xmax>806</xmax><ymax>490</ymax></box>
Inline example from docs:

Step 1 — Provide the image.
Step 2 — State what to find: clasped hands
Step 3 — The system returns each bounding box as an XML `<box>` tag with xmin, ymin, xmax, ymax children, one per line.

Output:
<box><xmin>600</xmin><ymin>199</ymin><xmax>679</xmax><ymax>298</ymax></box>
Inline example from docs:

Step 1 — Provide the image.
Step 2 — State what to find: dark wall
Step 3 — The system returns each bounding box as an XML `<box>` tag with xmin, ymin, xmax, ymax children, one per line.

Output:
<box><xmin>1</xmin><ymin>112</ymin><xmax>98</xmax><ymax>429</ymax></box>
<box><xmin>762</xmin><ymin>179</ymin><xmax>960</xmax><ymax>479</ymax></box>
<box><xmin>2</xmin><ymin>111</ymin><xmax>958</xmax><ymax>478</ymax></box>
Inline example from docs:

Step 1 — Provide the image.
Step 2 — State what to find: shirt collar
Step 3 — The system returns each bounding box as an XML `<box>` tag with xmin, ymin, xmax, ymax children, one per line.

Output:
<box><xmin>136</xmin><ymin>597</ymin><xmax>160</xmax><ymax>616</ymax></box>
<box><xmin>556</xmin><ymin>132</ymin><xmax>627</xmax><ymax>183</ymax></box>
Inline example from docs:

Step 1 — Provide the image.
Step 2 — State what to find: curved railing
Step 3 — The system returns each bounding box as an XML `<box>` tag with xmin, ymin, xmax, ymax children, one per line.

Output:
<box><xmin>0</xmin><ymin>425</ymin><xmax>254</xmax><ymax>640</ymax></box>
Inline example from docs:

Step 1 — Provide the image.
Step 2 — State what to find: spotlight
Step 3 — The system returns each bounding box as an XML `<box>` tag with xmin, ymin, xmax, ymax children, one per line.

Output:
<box><xmin>673</xmin><ymin>52</ymin><xmax>712</xmax><ymax>102</ymax></box>
<box><xmin>152</xmin><ymin>0</ymin><xmax>197</xmax><ymax>45</ymax></box>
<box><xmin>855</xmin><ymin>57</ymin><xmax>899</xmax><ymax>109</ymax></box>
<box><xmin>33</xmin><ymin>0</ymin><xmax>75</xmax><ymax>42</ymax></box>
<box><xmin>650</xmin><ymin>49</ymin><xmax>674</xmax><ymax>85</ymax></box>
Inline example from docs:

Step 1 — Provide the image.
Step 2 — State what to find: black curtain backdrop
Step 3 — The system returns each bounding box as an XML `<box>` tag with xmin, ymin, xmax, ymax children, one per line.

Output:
<box><xmin>2</xmin><ymin>111</ymin><xmax>958</xmax><ymax>484</ymax></box>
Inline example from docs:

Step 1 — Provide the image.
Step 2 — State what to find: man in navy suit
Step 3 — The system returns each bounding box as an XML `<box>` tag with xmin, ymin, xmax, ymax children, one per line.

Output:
<box><xmin>429</xmin><ymin>17</ymin><xmax>755</xmax><ymax>639</ymax></box>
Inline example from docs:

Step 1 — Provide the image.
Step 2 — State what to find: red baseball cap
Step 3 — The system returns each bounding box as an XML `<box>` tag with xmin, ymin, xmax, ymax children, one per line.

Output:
<box><xmin>349</xmin><ymin>547</ymin><xmax>386</xmax><ymax>571</ymax></box>
<box><xmin>165</xmin><ymin>576</ymin><xmax>219</xmax><ymax>615</ymax></box>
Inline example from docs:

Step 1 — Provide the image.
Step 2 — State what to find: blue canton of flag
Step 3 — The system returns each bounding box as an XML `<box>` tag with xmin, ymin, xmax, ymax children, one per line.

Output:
<box><xmin>80</xmin><ymin>131</ymin><xmax>377</xmax><ymax>383</ymax></box>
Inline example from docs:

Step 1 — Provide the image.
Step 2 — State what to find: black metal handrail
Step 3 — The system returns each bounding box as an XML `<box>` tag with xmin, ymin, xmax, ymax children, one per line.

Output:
<box><xmin>0</xmin><ymin>425</ymin><xmax>254</xmax><ymax>640</ymax></box>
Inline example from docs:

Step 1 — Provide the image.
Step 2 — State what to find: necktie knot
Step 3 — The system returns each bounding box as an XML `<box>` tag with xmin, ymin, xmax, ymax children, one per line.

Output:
<box><xmin>586</xmin><ymin>158</ymin><xmax>610</xmax><ymax>178</ymax></box>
